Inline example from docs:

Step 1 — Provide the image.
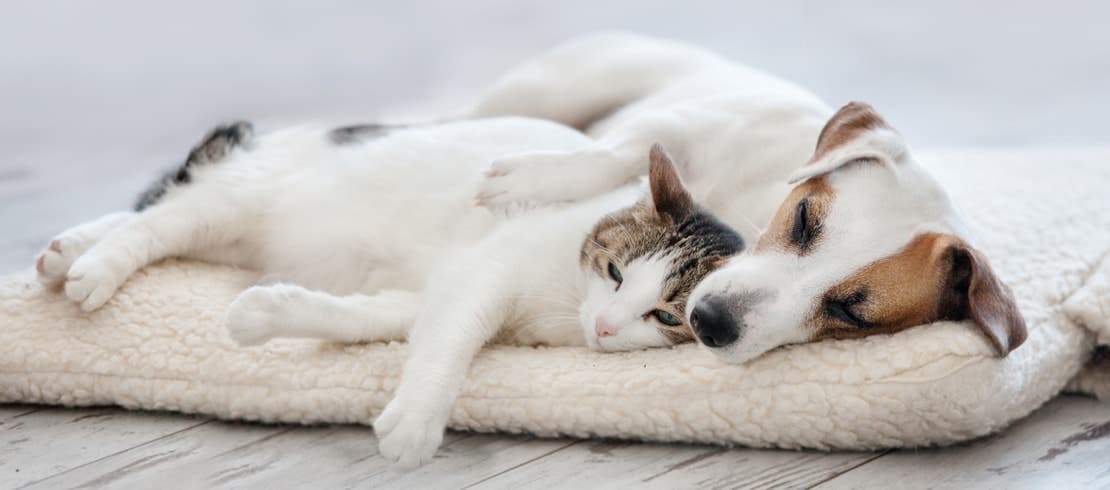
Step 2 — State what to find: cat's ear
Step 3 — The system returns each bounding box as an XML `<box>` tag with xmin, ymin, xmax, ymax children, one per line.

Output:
<box><xmin>649</xmin><ymin>143</ymin><xmax>694</xmax><ymax>220</ymax></box>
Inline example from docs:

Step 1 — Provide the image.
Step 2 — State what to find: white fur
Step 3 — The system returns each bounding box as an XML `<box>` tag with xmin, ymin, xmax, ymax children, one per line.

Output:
<box><xmin>36</xmin><ymin>116</ymin><xmax>694</xmax><ymax>470</ymax></box>
<box><xmin>5</xmin><ymin>142</ymin><xmax>1107</xmax><ymax>454</ymax></box>
<box><xmin>37</xmin><ymin>31</ymin><xmax>997</xmax><ymax>468</ymax></box>
<box><xmin>472</xmin><ymin>32</ymin><xmax>979</xmax><ymax>365</ymax></box>
<box><xmin>579</xmin><ymin>254</ymin><xmax>675</xmax><ymax>351</ymax></box>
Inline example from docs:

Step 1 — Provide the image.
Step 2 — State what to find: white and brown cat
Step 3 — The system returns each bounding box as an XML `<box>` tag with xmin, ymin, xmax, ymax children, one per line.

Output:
<box><xmin>35</xmin><ymin>118</ymin><xmax>743</xmax><ymax>469</ymax></box>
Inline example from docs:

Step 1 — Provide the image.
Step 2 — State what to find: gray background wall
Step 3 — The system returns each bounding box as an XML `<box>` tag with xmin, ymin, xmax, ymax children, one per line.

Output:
<box><xmin>1</xmin><ymin>0</ymin><xmax>1107</xmax><ymax>270</ymax></box>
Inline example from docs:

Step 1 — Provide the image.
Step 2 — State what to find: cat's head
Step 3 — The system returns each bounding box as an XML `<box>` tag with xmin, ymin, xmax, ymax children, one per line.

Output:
<box><xmin>578</xmin><ymin>144</ymin><xmax>745</xmax><ymax>351</ymax></box>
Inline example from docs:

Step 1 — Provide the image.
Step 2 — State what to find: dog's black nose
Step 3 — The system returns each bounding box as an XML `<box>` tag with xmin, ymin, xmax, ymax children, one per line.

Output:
<box><xmin>690</xmin><ymin>297</ymin><xmax>739</xmax><ymax>348</ymax></box>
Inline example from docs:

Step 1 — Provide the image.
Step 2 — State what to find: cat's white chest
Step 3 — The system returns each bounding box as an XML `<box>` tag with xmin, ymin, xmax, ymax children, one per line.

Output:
<box><xmin>498</xmin><ymin>286</ymin><xmax>588</xmax><ymax>347</ymax></box>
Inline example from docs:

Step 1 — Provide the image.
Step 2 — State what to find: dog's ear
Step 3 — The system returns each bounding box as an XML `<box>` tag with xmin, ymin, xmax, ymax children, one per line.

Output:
<box><xmin>940</xmin><ymin>239</ymin><xmax>1028</xmax><ymax>356</ymax></box>
<box><xmin>788</xmin><ymin>101</ymin><xmax>908</xmax><ymax>184</ymax></box>
<box><xmin>648</xmin><ymin>143</ymin><xmax>694</xmax><ymax>220</ymax></box>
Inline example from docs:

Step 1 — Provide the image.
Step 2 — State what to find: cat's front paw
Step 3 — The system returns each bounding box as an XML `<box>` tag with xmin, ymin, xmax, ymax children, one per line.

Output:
<box><xmin>476</xmin><ymin>151</ymin><xmax>604</xmax><ymax>211</ymax></box>
<box><xmin>64</xmin><ymin>255</ymin><xmax>127</xmax><ymax>311</ymax></box>
<box><xmin>225</xmin><ymin>286</ymin><xmax>286</xmax><ymax>346</ymax></box>
<box><xmin>36</xmin><ymin>236</ymin><xmax>84</xmax><ymax>286</ymax></box>
<box><xmin>373</xmin><ymin>395</ymin><xmax>449</xmax><ymax>471</ymax></box>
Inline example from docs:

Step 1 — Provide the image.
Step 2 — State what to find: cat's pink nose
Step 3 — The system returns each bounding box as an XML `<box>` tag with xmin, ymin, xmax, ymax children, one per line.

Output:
<box><xmin>595</xmin><ymin>317</ymin><xmax>618</xmax><ymax>337</ymax></box>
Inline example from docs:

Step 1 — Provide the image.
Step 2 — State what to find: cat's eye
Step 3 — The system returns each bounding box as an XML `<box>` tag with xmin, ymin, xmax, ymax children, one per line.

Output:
<box><xmin>607</xmin><ymin>262</ymin><xmax>623</xmax><ymax>286</ymax></box>
<box><xmin>824</xmin><ymin>293</ymin><xmax>868</xmax><ymax>328</ymax></box>
<box><xmin>651</xmin><ymin>309</ymin><xmax>682</xmax><ymax>326</ymax></box>
<box><xmin>791</xmin><ymin>198</ymin><xmax>816</xmax><ymax>248</ymax></box>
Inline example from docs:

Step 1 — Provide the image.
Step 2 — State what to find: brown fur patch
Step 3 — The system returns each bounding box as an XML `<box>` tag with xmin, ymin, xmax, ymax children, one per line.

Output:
<box><xmin>955</xmin><ymin>243</ymin><xmax>1027</xmax><ymax>354</ymax></box>
<box><xmin>809</xmin><ymin>232</ymin><xmax>1027</xmax><ymax>356</ymax></box>
<box><xmin>754</xmin><ymin>178</ymin><xmax>833</xmax><ymax>255</ymax></box>
<box><xmin>812</xmin><ymin>233</ymin><xmax>954</xmax><ymax>341</ymax></box>
<box><xmin>810</xmin><ymin>101</ymin><xmax>891</xmax><ymax>163</ymax></box>
<box><xmin>648</xmin><ymin>143</ymin><xmax>693</xmax><ymax>219</ymax></box>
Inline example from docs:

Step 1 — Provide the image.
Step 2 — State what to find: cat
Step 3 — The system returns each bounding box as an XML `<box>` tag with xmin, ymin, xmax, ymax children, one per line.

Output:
<box><xmin>34</xmin><ymin>117</ymin><xmax>744</xmax><ymax>469</ymax></box>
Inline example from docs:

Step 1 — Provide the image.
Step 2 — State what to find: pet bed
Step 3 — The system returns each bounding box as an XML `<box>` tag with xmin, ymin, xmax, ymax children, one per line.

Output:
<box><xmin>1</xmin><ymin>148</ymin><xmax>1108</xmax><ymax>449</ymax></box>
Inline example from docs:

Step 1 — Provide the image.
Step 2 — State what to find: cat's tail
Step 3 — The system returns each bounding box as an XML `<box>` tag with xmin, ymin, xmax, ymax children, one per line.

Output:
<box><xmin>134</xmin><ymin>121</ymin><xmax>254</xmax><ymax>211</ymax></box>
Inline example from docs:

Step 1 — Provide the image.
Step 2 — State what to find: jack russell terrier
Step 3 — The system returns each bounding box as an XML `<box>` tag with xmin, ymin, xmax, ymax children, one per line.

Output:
<box><xmin>472</xmin><ymin>32</ymin><xmax>1027</xmax><ymax>364</ymax></box>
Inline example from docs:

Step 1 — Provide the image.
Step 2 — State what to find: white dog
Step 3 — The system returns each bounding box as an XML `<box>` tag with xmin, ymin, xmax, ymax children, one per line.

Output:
<box><xmin>472</xmin><ymin>32</ymin><xmax>1027</xmax><ymax>364</ymax></box>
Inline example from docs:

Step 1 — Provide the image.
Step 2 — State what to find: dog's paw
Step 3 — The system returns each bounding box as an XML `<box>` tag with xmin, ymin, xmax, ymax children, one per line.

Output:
<box><xmin>373</xmin><ymin>396</ymin><xmax>449</xmax><ymax>471</ymax></box>
<box><xmin>225</xmin><ymin>286</ymin><xmax>287</xmax><ymax>346</ymax></box>
<box><xmin>64</xmin><ymin>255</ymin><xmax>126</xmax><ymax>311</ymax></box>
<box><xmin>36</xmin><ymin>236</ymin><xmax>85</xmax><ymax>286</ymax></box>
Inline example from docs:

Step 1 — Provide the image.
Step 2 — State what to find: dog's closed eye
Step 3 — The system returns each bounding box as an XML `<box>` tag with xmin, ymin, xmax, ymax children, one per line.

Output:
<box><xmin>791</xmin><ymin>198</ymin><xmax>819</xmax><ymax>249</ymax></box>
<box><xmin>824</xmin><ymin>291</ymin><xmax>869</xmax><ymax>328</ymax></box>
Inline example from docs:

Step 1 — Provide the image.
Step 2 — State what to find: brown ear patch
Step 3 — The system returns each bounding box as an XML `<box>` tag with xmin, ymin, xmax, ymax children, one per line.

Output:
<box><xmin>811</xmin><ymin>101</ymin><xmax>892</xmax><ymax>163</ymax></box>
<box><xmin>815</xmin><ymin>233</ymin><xmax>1027</xmax><ymax>356</ymax></box>
<box><xmin>946</xmin><ymin>243</ymin><xmax>1028</xmax><ymax>355</ymax></box>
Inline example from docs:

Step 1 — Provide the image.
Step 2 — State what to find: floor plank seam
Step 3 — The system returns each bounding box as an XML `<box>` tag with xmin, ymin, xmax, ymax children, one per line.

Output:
<box><xmin>804</xmin><ymin>450</ymin><xmax>892</xmax><ymax>489</ymax></box>
<box><xmin>640</xmin><ymin>447</ymin><xmax>729</xmax><ymax>483</ymax></box>
<box><xmin>17</xmin><ymin>417</ymin><xmax>215</xmax><ymax>489</ymax></box>
<box><xmin>9</xmin><ymin>407</ymin><xmax>43</xmax><ymax>419</ymax></box>
<box><xmin>459</xmin><ymin>439</ymin><xmax>583</xmax><ymax>489</ymax></box>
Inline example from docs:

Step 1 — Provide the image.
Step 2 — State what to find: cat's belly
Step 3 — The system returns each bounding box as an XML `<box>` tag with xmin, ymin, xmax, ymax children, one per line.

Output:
<box><xmin>248</xmin><ymin>178</ymin><xmax>499</xmax><ymax>294</ymax></box>
<box><xmin>256</xmin><ymin>236</ymin><xmax>483</xmax><ymax>296</ymax></box>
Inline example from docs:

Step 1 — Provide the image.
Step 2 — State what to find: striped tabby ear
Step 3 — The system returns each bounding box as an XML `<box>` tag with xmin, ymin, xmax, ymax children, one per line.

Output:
<box><xmin>648</xmin><ymin>143</ymin><xmax>694</xmax><ymax>220</ymax></box>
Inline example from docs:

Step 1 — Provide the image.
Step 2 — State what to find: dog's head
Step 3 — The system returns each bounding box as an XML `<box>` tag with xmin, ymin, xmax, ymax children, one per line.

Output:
<box><xmin>686</xmin><ymin>102</ymin><xmax>1027</xmax><ymax>363</ymax></box>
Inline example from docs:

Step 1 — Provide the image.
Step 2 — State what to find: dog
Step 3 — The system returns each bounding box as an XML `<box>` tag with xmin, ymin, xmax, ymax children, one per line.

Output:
<box><xmin>471</xmin><ymin>32</ymin><xmax>1027</xmax><ymax>364</ymax></box>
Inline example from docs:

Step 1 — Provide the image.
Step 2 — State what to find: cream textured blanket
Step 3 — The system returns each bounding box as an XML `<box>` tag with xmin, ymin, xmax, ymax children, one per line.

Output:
<box><xmin>2</xmin><ymin>148</ymin><xmax>1108</xmax><ymax>449</ymax></box>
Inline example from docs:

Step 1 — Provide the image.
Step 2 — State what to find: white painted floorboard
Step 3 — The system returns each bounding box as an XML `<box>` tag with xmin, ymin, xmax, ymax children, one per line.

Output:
<box><xmin>2</xmin><ymin>396</ymin><xmax>1107</xmax><ymax>489</ymax></box>
<box><xmin>815</xmin><ymin>396</ymin><xmax>1110</xmax><ymax>490</ymax></box>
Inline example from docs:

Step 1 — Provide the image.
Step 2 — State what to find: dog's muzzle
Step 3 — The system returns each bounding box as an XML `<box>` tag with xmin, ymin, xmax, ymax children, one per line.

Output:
<box><xmin>689</xmin><ymin>291</ymin><xmax>768</xmax><ymax>349</ymax></box>
<box><xmin>690</xmin><ymin>296</ymin><xmax>743</xmax><ymax>348</ymax></box>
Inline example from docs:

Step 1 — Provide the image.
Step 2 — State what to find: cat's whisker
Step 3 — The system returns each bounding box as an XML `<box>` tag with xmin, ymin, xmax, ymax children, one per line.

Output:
<box><xmin>729</xmin><ymin>210</ymin><xmax>763</xmax><ymax>237</ymax></box>
<box><xmin>586</xmin><ymin>238</ymin><xmax>619</xmax><ymax>262</ymax></box>
<box><xmin>527</xmin><ymin>315</ymin><xmax>582</xmax><ymax>325</ymax></box>
<box><xmin>506</xmin><ymin>294</ymin><xmax>582</xmax><ymax>309</ymax></box>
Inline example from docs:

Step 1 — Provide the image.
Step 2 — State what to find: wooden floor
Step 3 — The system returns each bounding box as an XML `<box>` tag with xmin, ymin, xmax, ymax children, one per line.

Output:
<box><xmin>2</xmin><ymin>2</ymin><xmax>1109</xmax><ymax>488</ymax></box>
<box><xmin>1</xmin><ymin>396</ymin><xmax>1107</xmax><ymax>489</ymax></box>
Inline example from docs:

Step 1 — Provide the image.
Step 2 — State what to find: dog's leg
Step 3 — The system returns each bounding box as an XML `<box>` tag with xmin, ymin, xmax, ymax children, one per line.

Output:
<box><xmin>471</xmin><ymin>32</ymin><xmax>706</xmax><ymax>128</ymax></box>
<box><xmin>225</xmin><ymin>284</ymin><xmax>418</xmax><ymax>346</ymax></box>
<box><xmin>36</xmin><ymin>211</ymin><xmax>136</xmax><ymax>286</ymax></box>
<box><xmin>373</xmin><ymin>250</ymin><xmax>511</xmax><ymax>470</ymax></box>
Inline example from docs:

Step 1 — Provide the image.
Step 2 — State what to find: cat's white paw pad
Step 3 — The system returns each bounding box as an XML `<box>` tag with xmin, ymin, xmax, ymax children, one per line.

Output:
<box><xmin>63</xmin><ymin>256</ymin><xmax>124</xmax><ymax>311</ymax></box>
<box><xmin>374</xmin><ymin>398</ymin><xmax>446</xmax><ymax>471</ymax></box>
<box><xmin>36</xmin><ymin>237</ymin><xmax>82</xmax><ymax>285</ymax></box>
<box><xmin>225</xmin><ymin>286</ymin><xmax>285</xmax><ymax>346</ymax></box>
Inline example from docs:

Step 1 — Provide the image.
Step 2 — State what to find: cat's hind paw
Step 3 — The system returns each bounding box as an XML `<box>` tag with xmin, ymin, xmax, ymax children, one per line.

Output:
<box><xmin>36</xmin><ymin>236</ymin><xmax>84</xmax><ymax>286</ymax></box>
<box><xmin>63</xmin><ymin>255</ymin><xmax>127</xmax><ymax>311</ymax></box>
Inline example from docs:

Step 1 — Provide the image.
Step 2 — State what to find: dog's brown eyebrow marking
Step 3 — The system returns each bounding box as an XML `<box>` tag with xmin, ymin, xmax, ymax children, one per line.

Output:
<box><xmin>810</xmin><ymin>101</ymin><xmax>892</xmax><ymax>163</ymax></box>
<box><xmin>755</xmin><ymin>177</ymin><xmax>832</xmax><ymax>256</ymax></box>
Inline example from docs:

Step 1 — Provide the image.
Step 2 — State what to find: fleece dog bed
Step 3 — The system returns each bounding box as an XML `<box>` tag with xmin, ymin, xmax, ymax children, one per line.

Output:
<box><xmin>2</xmin><ymin>148</ymin><xmax>1108</xmax><ymax>449</ymax></box>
